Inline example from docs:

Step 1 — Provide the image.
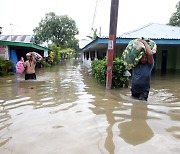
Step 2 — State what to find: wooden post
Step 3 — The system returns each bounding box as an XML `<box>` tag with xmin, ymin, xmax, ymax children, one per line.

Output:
<box><xmin>106</xmin><ymin>0</ymin><xmax>119</xmax><ymax>89</ymax></box>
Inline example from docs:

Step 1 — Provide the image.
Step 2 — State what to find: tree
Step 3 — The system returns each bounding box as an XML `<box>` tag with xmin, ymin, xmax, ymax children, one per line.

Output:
<box><xmin>86</xmin><ymin>28</ymin><xmax>101</xmax><ymax>40</ymax></box>
<box><xmin>168</xmin><ymin>1</ymin><xmax>180</xmax><ymax>26</ymax></box>
<box><xmin>33</xmin><ymin>12</ymin><xmax>79</xmax><ymax>49</ymax></box>
<box><xmin>48</xmin><ymin>44</ymin><xmax>76</xmax><ymax>64</ymax></box>
<box><xmin>48</xmin><ymin>44</ymin><xmax>61</xmax><ymax>64</ymax></box>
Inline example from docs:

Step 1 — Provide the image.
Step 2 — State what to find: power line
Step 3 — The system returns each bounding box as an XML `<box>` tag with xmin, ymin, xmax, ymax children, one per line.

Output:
<box><xmin>89</xmin><ymin>0</ymin><xmax>99</xmax><ymax>36</ymax></box>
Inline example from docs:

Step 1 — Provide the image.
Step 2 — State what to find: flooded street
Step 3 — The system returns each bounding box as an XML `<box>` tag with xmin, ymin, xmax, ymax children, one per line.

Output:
<box><xmin>0</xmin><ymin>59</ymin><xmax>180</xmax><ymax>154</ymax></box>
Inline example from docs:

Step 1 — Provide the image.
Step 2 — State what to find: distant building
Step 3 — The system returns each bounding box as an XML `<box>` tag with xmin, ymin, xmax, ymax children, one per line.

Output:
<box><xmin>0</xmin><ymin>35</ymin><xmax>48</xmax><ymax>65</ymax></box>
<box><xmin>80</xmin><ymin>23</ymin><xmax>180</xmax><ymax>73</ymax></box>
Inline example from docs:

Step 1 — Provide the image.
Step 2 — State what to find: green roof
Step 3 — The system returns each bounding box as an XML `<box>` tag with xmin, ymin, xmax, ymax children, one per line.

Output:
<box><xmin>0</xmin><ymin>40</ymin><xmax>48</xmax><ymax>51</ymax></box>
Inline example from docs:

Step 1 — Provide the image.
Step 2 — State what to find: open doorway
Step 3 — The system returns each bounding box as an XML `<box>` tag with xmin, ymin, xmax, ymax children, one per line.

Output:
<box><xmin>161</xmin><ymin>50</ymin><xmax>168</xmax><ymax>74</ymax></box>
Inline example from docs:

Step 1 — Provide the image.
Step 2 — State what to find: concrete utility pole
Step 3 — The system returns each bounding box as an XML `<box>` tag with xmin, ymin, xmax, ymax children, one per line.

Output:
<box><xmin>106</xmin><ymin>0</ymin><xmax>119</xmax><ymax>89</ymax></box>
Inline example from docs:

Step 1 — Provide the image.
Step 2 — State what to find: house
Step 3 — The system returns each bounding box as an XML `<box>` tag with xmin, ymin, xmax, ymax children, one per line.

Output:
<box><xmin>80</xmin><ymin>23</ymin><xmax>180</xmax><ymax>73</ymax></box>
<box><xmin>0</xmin><ymin>35</ymin><xmax>48</xmax><ymax>65</ymax></box>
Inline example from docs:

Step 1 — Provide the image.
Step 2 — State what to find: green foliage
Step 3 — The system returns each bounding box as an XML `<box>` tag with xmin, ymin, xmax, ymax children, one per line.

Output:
<box><xmin>168</xmin><ymin>1</ymin><xmax>180</xmax><ymax>26</ymax></box>
<box><xmin>91</xmin><ymin>58</ymin><xmax>128</xmax><ymax>88</ymax></box>
<box><xmin>59</xmin><ymin>48</ymin><xmax>75</xmax><ymax>59</ymax></box>
<box><xmin>112</xmin><ymin>58</ymin><xmax>129</xmax><ymax>88</ymax></box>
<box><xmin>48</xmin><ymin>44</ymin><xmax>76</xmax><ymax>64</ymax></box>
<box><xmin>49</xmin><ymin>44</ymin><xmax>61</xmax><ymax>64</ymax></box>
<box><xmin>63</xmin><ymin>38</ymin><xmax>79</xmax><ymax>51</ymax></box>
<box><xmin>41</xmin><ymin>60</ymin><xmax>51</xmax><ymax>67</ymax></box>
<box><xmin>87</xmin><ymin>28</ymin><xmax>101</xmax><ymax>40</ymax></box>
<box><xmin>0</xmin><ymin>57</ymin><xmax>14</xmax><ymax>76</ymax></box>
<box><xmin>91</xmin><ymin>59</ymin><xmax>107</xmax><ymax>85</ymax></box>
<box><xmin>33</xmin><ymin>12</ymin><xmax>79</xmax><ymax>49</ymax></box>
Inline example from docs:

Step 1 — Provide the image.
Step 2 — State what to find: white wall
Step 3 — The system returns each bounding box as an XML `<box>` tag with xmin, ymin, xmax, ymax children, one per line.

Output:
<box><xmin>81</xmin><ymin>52</ymin><xmax>92</xmax><ymax>68</ymax></box>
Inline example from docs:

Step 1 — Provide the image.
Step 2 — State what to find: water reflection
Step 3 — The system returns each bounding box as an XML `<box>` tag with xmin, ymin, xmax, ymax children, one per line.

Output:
<box><xmin>81</xmin><ymin>64</ymin><xmax>180</xmax><ymax>153</ymax></box>
<box><xmin>118</xmin><ymin>103</ymin><xmax>153</xmax><ymax>146</ymax></box>
<box><xmin>0</xmin><ymin>102</ymin><xmax>12</xmax><ymax>148</ymax></box>
<box><xmin>0</xmin><ymin>59</ymin><xmax>179</xmax><ymax>153</ymax></box>
<box><xmin>89</xmin><ymin>95</ymin><xmax>154</xmax><ymax>153</ymax></box>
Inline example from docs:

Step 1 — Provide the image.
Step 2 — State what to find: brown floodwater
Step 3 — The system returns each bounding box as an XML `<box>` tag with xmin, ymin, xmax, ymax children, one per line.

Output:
<box><xmin>0</xmin><ymin>59</ymin><xmax>180</xmax><ymax>154</ymax></box>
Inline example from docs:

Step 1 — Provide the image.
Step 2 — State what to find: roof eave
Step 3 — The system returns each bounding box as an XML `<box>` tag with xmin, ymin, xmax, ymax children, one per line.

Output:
<box><xmin>0</xmin><ymin>40</ymin><xmax>48</xmax><ymax>51</ymax></box>
<box><xmin>81</xmin><ymin>37</ymin><xmax>180</xmax><ymax>52</ymax></box>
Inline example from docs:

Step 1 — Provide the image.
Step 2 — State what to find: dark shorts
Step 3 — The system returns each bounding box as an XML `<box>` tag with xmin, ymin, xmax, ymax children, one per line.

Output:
<box><xmin>131</xmin><ymin>89</ymin><xmax>149</xmax><ymax>101</ymax></box>
<box><xmin>25</xmin><ymin>73</ymin><xmax>36</xmax><ymax>80</ymax></box>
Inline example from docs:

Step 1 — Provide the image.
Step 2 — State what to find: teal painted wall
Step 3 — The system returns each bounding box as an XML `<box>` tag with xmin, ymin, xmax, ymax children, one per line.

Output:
<box><xmin>116</xmin><ymin>45</ymin><xmax>178</xmax><ymax>71</ymax></box>
<box><xmin>155</xmin><ymin>46</ymin><xmax>178</xmax><ymax>70</ymax></box>
<box><xmin>115</xmin><ymin>45</ymin><xmax>126</xmax><ymax>58</ymax></box>
<box><xmin>167</xmin><ymin>47</ymin><xmax>177</xmax><ymax>70</ymax></box>
<box><xmin>176</xmin><ymin>46</ymin><xmax>180</xmax><ymax>70</ymax></box>
<box><xmin>155</xmin><ymin>46</ymin><xmax>161</xmax><ymax>69</ymax></box>
<box><xmin>93</xmin><ymin>45</ymin><xmax>180</xmax><ymax>70</ymax></box>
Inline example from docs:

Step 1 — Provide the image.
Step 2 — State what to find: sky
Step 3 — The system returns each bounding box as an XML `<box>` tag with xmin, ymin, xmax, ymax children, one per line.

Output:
<box><xmin>0</xmin><ymin>0</ymin><xmax>179</xmax><ymax>40</ymax></box>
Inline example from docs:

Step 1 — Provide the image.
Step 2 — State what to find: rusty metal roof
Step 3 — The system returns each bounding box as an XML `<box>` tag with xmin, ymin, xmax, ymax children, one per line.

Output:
<box><xmin>0</xmin><ymin>35</ymin><xmax>34</xmax><ymax>43</ymax></box>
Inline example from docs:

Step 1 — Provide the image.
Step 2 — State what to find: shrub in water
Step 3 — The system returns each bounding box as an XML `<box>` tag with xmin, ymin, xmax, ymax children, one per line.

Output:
<box><xmin>91</xmin><ymin>58</ymin><xmax>128</xmax><ymax>88</ymax></box>
<box><xmin>0</xmin><ymin>57</ymin><xmax>14</xmax><ymax>76</ymax></box>
<box><xmin>41</xmin><ymin>60</ymin><xmax>51</xmax><ymax>67</ymax></box>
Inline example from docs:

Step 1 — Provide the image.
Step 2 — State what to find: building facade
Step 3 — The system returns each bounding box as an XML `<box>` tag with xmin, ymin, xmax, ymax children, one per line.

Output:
<box><xmin>81</xmin><ymin>23</ymin><xmax>180</xmax><ymax>73</ymax></box>
<box><xmin>0</xmin><ymin>35</ymin><xmax>48</xmax><ymax>65</ymax></box>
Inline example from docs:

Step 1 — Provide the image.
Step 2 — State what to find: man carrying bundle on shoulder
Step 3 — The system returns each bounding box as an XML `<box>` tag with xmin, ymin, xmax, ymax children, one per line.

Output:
<box><xmin>23</xmin><ymin>52</ymin><xmax>37</xmax><ymax>80</ymax></box>
<box><xmin>131</xmin><ymin>39</ymin><xmax>154</xmax><ymax>101</ymax></box>
<box><xmin>122</xmin><ymin>38</ymin><xmax>157</xmax><ymax>101</ymax></box>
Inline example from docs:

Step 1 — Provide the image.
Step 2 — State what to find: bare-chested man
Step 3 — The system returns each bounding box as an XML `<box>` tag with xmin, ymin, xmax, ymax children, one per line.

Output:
<box><xmin>24</xmin><ymin>52</ymin><xmax>36</xmax><ymax>80</ymax></box>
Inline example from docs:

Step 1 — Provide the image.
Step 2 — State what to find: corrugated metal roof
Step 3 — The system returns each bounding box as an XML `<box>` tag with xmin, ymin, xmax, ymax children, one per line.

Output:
<box><xmin>0</xmin><ymin>35</ymin><xmax>33</xmax><ymax>43</ymax></box>
<box><xmin>79</xmin><ymin>39</ymin><xmax>92</xmax><ymax>49</ymax></box>
<box><xmin>119</xmin><ymin>23</ymin><xmax>180</xmax><ymax>39</ymax></box>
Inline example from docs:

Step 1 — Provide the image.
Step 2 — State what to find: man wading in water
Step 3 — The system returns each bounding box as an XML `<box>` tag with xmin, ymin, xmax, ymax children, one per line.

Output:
<box><xmin>24</xmin><ymin>52</ymin><xmax>37</xmax><ymax>80</ymax></box>
<box><xmin>131</xmin><ymin>39</ymin><xmax>154</xmax><ymax>101</ymax></box>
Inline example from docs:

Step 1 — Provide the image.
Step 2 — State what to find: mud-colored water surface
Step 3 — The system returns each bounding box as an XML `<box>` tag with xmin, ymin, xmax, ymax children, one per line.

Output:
<box><xmin>0</xmin><ymin>60</ymin><xmax>180</xmax><ymax>154</ymax></box>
